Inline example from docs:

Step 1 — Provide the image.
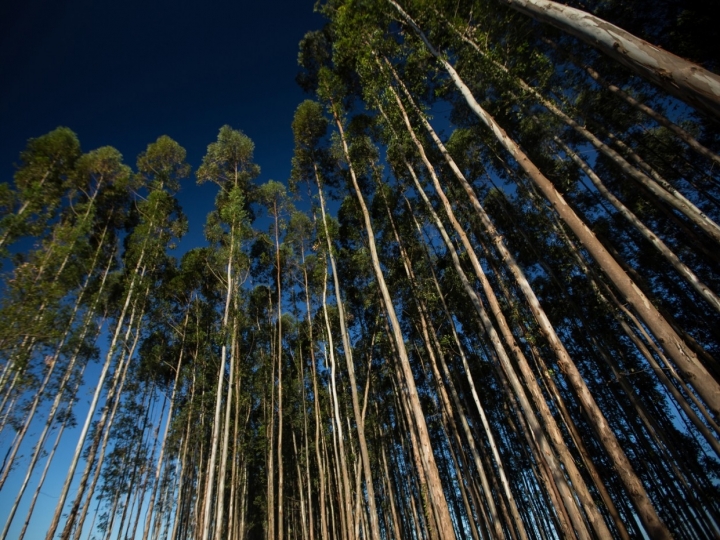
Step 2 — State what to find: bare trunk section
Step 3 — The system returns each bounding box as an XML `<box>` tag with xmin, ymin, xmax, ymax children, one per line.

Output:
<box><xmin>44</xmin><ymin>250</ymin><xmax>148</xmax><ymax>540</ymax></box>
<box><xmin>202</xmin><ymin>222</ymin><xmax>236</xmax><ymax>540</ymax></box>
<box><xmin>213</xmin><ymin>320</ymin><xmax>236</xmax><ymax>539</ymax></box>
<box><xmin>325</xmin><ymin>94</ymin><xmax>457</xmax><ymax>538</ymax></box>
<box><xmin>497</xmin><ymin>0</ymin><xmax>720</xmax><ymax>119</ymax></box>
<box><xmin>382</xmin><ymin>192</ymin><xmax>507</xmax><ymax>539</ymax></box>
<box><xmin>315</xmin><ymin>167</ymin><xmax>381</xmax><ymax>540</ymax></box>
<box><xmin>401</xmin><ymin>155</ymin><xmax>592</xmax><ymax>540</ymax></box>
<box><xmin>320</xmin><ymin>266</ymin><xmax>355</xmax><ymax>540</ymax></box>
<box><xmin>141</xmin><ymin>310</ymin><xmax>189</xmax><ymax>540</ymax></box>
<box><xmin>63</xmin><ymin>282</ymin><xmax>150</xmax><ymax>540</ymax></box>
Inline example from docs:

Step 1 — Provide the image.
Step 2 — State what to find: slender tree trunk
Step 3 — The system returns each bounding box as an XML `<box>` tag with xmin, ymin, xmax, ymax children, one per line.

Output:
<box><xmin>202</xmin><ymin>221</ymin><xmax>237</xmax><ymax>540</ymax></box>
<box><xmin>214</xmin><ymin>320</ymin><xmax>237</xmax><ymax>540</ymax></box>
<box><xmin>142</xmin><ymin>310</ymin><xmax>190</xmax><ymax>540</ymax></box>
<box><xmin>540</xmin><ymin>36</ymin><xmax>720</xmax><ymax>167</ymax></box>
<box><xmin>273</xmin><ymin>201</ymin><xmax>285</xmax><ymax>540</ymax></box>
<box><xmin>315</xmin><ymin>168</ymin><xmax>381</xmax><ymax>540</ymax></box>
<box><xmin>324</xmin><ymin>93</ymin><xmax>456</xmax><ymax>539</ymax></box>
<box><xmin>300</xmin><ymin>243</ymin><xmax>320</xmax><ymax>540</ymax></box>
<box><xmin>379</xmin><ymin>78</ymin><xmax>604</xmax><ymax>536</ymax></box>
<box><xmin>45</xmin><ymin>250</ymin><xmax>148</xmax><ymax>540</ymax></box>
<box><xmin>61</xmin><ymin>288</ymin><xmax>148</xmax><ymax>540</ymax></box>
<box><xmin>388</xmin><ymin>8</ymin><xmax>718</xmax><ymax>504</ymax></box>
<box><xmin>320</xmin><ymin>273</ymin><xmax>354</xmax><ymax>540</ymax></box>
<box><xmin>16</xmin><ymin>335</ymin><xmax>94</xmax><ymax>540</ymax></box>
<box><xmin>383</xmin><ymin>192</ymin><xmax>506</xmax><ymax>539</ymax></box>
<box><xmin>398</xmin><ymin>152</ymin><xmax>594</xmax><ymax>538</ymax></box>
<box><xmin>1</xmin><ymin>246</ymin><xmax>113</xmax><ymax>539</ymax></box>
<box><xmin>557</xmin><ymin>137</ymin><xmax>720</xmax><ymax>313</ymax></box>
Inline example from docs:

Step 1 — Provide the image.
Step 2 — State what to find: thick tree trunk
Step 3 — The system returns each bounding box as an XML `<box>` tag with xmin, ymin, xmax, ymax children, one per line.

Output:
<box><xmin>496</xmin><ymin>0</ymin><xmax>720</xmax><ymax>120</ymax></box>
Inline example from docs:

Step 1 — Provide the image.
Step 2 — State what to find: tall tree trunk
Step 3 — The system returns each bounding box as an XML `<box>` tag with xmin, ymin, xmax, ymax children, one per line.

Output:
<box><xmin>320</xmin><ymin>271</ymin><xmax>354</xmax><ymax>540</ymax></box>
<box><xmin>214</xmin><ymin>320</ymin><xmax>237</xmax><ymax>540</ymax></box>
<box><xmin>61</xmin><ymin>286</ymin><xmax>149</xmax><ymax>540</ymax></box>
<box><xmin>315</xmin><ymin>168</ymin><xmax>381</xmax><ymax>540</ymax></box>
<box><xmin>202</xmin><ymin>221</ymin><xmax>237</xmax><ymax>540</ymax></box>
<box><xmin>324</xmin><ymin>92</ymin><xmax>457</xmax><ymax>539</ymax></box>
<box><xmin>273</xmin><ymin>200</ymin><xmax>285</xmax><ymax>540</ymax></box>
<box><xmin>142</xmin><ymin>310</ymin><xmax>190</xmax><ymax>540</ymax></box>
<box><xmin>388</xmin><ymin>6</ymin><xmax>719</xmax><ymax>494</ymax></box>
<box><xmin>45</xmin><ymin>253</ymin><xmax>148</xmax><ymax>540</ymax></box>
<box><xmin>382</xmin><ymin>191</ymin><xmax>508</xmax><ymax>539</ymax></box>
<box><xmin>495</xmin><ymin>0</ymin><xmax>720</xmax><ymax>119</ymax></box>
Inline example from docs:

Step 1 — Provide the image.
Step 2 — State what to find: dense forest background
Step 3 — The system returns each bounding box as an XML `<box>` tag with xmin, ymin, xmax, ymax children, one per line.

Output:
<box><xmin>1</xmin><ymin>0</ymin><xmax>720</xmax><ymax>539</ymax></box>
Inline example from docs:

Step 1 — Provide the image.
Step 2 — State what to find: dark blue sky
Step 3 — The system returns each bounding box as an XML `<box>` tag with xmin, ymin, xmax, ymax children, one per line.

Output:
<box><xmin>0</xmin><ymin>0</ymin><xmax>324</xmax><ymax>251</ymax></box>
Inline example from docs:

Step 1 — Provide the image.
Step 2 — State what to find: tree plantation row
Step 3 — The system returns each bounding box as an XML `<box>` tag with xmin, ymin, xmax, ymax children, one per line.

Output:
<box><xmin>1</xmin><ymin>0</ymin><xmax>720</xmax><ymax>538</ymax></box>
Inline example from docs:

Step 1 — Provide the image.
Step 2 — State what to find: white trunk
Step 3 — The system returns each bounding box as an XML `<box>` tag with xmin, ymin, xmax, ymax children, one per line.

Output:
<box><xmin>316</xmin><ymin>170</ymin><xmax>381</xmax><ymax>540</ymax></box>
<box><xmin>142</xmin><ymin>310</ymin><xmax>189</xmax><ymax>540</ymax></box>
<box><xmin>500</xmin><ymin>0</ymin><xmax>720</xmax><ymax>119</ymax></box>
<box><xmin>320</xmin><ymin>277</ymin><xmax>354</xmax><ymax>540</ymax></box>
<box><xmin>326</xmin><ymin>96</ymin><xmax>456</xmax><ymax>539</ymax></box>
<box><xmin>214</xmin><ymin>320</ymin><xmax>236</xmax><ymax>539</ymax></box>
<box><xmin>202</xmin><ymin>222</ymin><xmax>236</xmax><ymax>540</ymax></box>
<box><xmin>63</xmin><ymin>287</ymin><xmax>148</xmax><ymax>540</ymax></box>
<box><xmin>44</xmin><ymin>254</ymin><xmax>147</xmax><ymax>540</ymax></box>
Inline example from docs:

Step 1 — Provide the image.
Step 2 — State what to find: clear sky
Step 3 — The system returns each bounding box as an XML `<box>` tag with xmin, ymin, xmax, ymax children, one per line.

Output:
<box><xmin>0</xmin><ymin>0</ymin><xmax>325</xmax><ymax>251</ymax></box>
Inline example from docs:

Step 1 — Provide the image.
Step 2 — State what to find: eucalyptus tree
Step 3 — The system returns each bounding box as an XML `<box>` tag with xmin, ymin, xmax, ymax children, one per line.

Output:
<box><xmin>495</xmin><ymin>0</ymin><xmax>720</xmax><ymax>120</ymax></box>
<box><xmin>312</xmin><ymin>59</ymin><xmax>457</xmax><ymax>536</ymax></box>
<box><xmin>196</xmin><ymin>125</ymin><xmax>258</xmax><ymax>540</ymax></box>
<box><xmin>291</xmin><ymin>99</ymin><xmax>382</xmax><ymax>540</ymax></box>
<box><xmin>45</xmin><ymin>135</ymin><xmax>188</xmax><ymax>540</ymax></box>
<box><xmin>307</xmin><ymin>1</ymin><xmax>720</xmax><ymax>538</ymax></box>
<box><xmin>0</xmin><ymin>127</ymin><xmax>81</xmax><ymax>254</ymax></box>
<box><xmin>254</xmin><ymin>179</ymin><xmax>293</xmax><ymax>540</ymax></box>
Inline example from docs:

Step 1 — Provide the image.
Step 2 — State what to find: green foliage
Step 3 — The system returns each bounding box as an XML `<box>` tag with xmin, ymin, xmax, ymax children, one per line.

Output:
<box><xmin>197</xmin><ymin>125</ymin><xmax>261</xmax><ymax>191</ymax></box>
